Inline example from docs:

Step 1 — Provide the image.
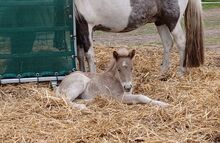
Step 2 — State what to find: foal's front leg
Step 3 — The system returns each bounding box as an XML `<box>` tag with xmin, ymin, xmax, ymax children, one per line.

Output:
<box><xmin>120</xmin><ymin>93</ymin><xmax>169</xmax><ymax>108</ymax></box>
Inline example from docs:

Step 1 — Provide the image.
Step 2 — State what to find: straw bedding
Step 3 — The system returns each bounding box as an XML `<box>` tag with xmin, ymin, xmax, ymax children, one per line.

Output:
<box><xmin>0</xmin><ymin>45</ymin><xmax>219</xmax><ymax>143</ymax></box>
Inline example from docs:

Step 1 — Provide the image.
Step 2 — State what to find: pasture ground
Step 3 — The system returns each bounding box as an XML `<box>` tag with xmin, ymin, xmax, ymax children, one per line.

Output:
<box><xmin>0</xmin><ymin>45</ymin><xmax>219</xmax><ymax>143</ymax></box>
<box><xmin>0</xmin><ymin>7</ymin><xmax>220</xmax><ymax>143</ymax></box>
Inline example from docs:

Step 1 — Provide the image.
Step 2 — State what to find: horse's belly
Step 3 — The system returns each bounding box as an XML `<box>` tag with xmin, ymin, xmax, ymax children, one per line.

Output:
<box><xmin>92</xmin><ymin>0</ymin><xmax>158</xmax><ymax>32</ymax></box>
<box><xmin>76</xmin><ymin>0</ymin><xmax>132</xmax><ymax>32</ymax></box>
<box><xmin>76</xmin><ymin>0</ymin><xmax>159</xmax><ymax>32</ymax></box>
<box><xmin>122</xmin><ymin>0</ymin><xmax>159</xmax><ymax>32</ymax></box>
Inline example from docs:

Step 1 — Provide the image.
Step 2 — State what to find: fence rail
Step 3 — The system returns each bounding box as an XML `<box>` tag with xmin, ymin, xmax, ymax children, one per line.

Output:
<box><xmin>202</xmin><ymin>2</ymin><xmax>220</xmax><ymax>4</ymax></box>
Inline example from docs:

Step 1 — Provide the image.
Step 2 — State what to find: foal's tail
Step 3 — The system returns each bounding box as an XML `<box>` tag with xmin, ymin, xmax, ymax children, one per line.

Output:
<box><xmin>55</xmin><ymin>86</ymin><xmax>61</xmax><ymax>97</ymax></box>
<box><xmin>184</xmin><ymin>0</ymin><xmax>204</xmax><ymax>67</ymax></box>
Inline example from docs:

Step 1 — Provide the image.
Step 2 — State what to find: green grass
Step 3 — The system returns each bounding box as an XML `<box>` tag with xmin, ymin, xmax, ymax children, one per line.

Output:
<box><xmin>203</xmin><ymin>4</ymin><xmax>220</xmax><ymax>9</ymax></box>
<box><xmin>202</xmin><ymin>0</ymin><xmax>220</xmax><ymax>9</ymax></box>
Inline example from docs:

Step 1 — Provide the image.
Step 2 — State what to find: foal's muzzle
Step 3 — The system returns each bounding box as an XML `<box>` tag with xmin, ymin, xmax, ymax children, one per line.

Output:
<box><xmin>124</xmin><ymin>83</ymin><xmax>132</xmax><ymax>92</ymax></box>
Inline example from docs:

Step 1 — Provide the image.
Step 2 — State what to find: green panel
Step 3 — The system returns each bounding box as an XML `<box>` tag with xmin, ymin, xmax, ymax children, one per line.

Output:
<box><xmin>0</xmin><ymin>0</ymin><xmax>76</xmax><ymax>80</ymax></box>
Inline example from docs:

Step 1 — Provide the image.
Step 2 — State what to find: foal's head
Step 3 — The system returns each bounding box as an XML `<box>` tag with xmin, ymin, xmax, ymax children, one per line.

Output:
<box><xmin>112</xmin><ymin>48</ymin><xmax>135</xmax><ymax>92</ymax></box>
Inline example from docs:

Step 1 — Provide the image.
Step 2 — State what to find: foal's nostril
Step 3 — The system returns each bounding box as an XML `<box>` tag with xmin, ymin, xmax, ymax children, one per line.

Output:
<box><xmin>124</xmin><ymin>84</ymin><xmax>132</xmax><ymax>92</ymax></box>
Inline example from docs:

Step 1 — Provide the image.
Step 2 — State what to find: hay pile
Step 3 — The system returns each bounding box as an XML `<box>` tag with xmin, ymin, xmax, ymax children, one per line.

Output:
<box><xmin>0</xmin><ymin>45</ymin><xmax>219</xmax><ymax>143</ymax></box>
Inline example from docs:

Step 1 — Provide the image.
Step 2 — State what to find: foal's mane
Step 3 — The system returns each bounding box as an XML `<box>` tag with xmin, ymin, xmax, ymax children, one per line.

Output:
<box><xmin>106</xmin><ymin>49</ymin><xmax>130</xmax><ymax>73</ymax></box>
<box><xmin>106</xmin><ymin>58</ymin><xmax>117</xmax><ymax>73</ymax></box>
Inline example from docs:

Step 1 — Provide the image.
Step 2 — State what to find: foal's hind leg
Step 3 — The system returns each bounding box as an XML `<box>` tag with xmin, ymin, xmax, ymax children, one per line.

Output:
<box><xmin>172</xmin><ymin>22</ymin><xmax>186</xmax><ymax>76</ymax></box>
<box><xmin>63</xmin><ymin>83</ymin><xmax>88</xmax><ymax>110</ymax></box>
<box><xmin>64</xmin><ymin>96</ymin><xmax>87</xmax><ymax>110</ymax></box>
<box><xmin>156</xmin><ymin>25</ymin><xmax>174</xmax><ymax>75</ymax></box>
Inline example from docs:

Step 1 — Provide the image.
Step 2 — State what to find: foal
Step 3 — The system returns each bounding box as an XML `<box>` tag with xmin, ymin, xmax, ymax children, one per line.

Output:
<box><xmin>57</xmin><ymin>48</ymin><xmax>169</xmax><ymax>110</ymax></box>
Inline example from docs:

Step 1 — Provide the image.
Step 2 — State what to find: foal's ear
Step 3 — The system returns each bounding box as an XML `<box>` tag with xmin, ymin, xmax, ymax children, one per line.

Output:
<box><xmin>129</xmin><ymin>50</ymin><xmax>135</xmax><ymax>59</ymax></box>
<box><xmin>113</xmin><ymin>51</ymin><xmax>119</xmax><ymax>60</ymax></box>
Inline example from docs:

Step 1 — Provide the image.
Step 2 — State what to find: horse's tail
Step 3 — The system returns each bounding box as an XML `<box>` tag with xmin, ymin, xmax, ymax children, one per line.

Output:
<box><xmin>184</xmin><ymin>0</ymin><xmax>204</xmax><ymax>67</ymax></box>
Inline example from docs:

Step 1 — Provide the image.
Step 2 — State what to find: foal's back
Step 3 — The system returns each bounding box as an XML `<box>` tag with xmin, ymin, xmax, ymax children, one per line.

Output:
<box><xmin>58</xmin><ymin>71</ymin><xmax>124</xmax><ymax>99</ymax></box>
<box><xmin>58</xmin><ymin>71</ymin><xmax>91</xmax><ymax>97</ymax></box>
<box><xmin>82</xmin><ymin>72</ymin><xmax>124</xmax><ymax>99</ymax></box>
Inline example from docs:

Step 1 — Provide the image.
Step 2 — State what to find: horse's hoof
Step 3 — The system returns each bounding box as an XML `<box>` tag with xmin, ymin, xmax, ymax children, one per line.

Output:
<box><xmin>177</xmin><ymin>67</ymin><xmax>186</xmax><ymax>77</ymax></box>
<box><xmin>160</xmin><ymin>64</ymin><xmax>170</xmax><ymax>75</ymax></box>
<box><xmin>159</xmin><ymin>74</ymin><xmax>170</xmax><ymax>81</ymax></box>
<box><xmin>160</xmin><ymin>77</ymin><xmax>168</xmax><ymax>81</ymax></box>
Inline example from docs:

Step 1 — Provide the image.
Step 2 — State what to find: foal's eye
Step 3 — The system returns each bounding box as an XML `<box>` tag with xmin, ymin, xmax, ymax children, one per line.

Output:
<box><xmin>118</xmin><ymin>69</ymin><xmax>121</xmax><ymax>72</ymax></box>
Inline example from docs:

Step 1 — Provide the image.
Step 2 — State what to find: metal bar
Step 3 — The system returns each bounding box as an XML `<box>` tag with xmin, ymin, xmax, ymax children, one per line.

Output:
<box><xmin>0</xmin><ymin>26</ymin><xmax>70</xmax><ymax>33</ymax></box>
<box><xmin>71</xmin><ymin>0</ymin><xmax>78</xmax><ymax>71</ymax></box>
<box><xmin>0</xmin><ymin>76</ymin><xmax>65</xmax><ymax>84</ymax></box>
<box><xmin>202</xmin><ymin>2</ymin><xmax>220</xmax><ymax>4</ymax></box>
<box><xmin>72</xmin><ymin>0</ymin><xmax>77</xmax><ymax>58</ymax></box>
<box><xmin>0</xmin><ymin>51</ymin><xmax>72</xmax><ymax>59</ymax></box>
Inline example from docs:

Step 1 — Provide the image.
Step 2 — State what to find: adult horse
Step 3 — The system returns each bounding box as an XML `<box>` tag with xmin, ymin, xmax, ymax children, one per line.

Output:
<box><xmin>74</xmin><ymin>0</ymin><xmax>204</xmax><ymax>76</ymax></box>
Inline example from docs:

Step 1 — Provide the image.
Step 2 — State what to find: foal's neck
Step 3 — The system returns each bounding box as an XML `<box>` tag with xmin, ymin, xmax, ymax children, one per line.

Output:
<box><xmin>105</xmin><ymin>59</ymin><xmax>118</xmax><ymax>77</ymax></box>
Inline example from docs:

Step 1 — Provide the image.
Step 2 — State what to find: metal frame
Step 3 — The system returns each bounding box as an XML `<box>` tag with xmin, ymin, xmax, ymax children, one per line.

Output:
<box><xmin>202</xmin><ymin>2</ymin><xmax>220</xmax><ymax>4</ymax></box>
<box><xmin>0</xmin><ymin>76</ymin><xmax>65</xmax><ymax>84</ymax></box>
<box><xmin>71</xmin><ymin>0</ymin><xmax>78</xmax><ymax>71</ymax></box>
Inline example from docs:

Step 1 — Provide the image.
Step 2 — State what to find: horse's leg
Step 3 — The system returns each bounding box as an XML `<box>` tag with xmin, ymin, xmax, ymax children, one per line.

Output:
<box><xmin>171</xmin><ymin>22</ymin><xmax>186</xmax><ymax>76</ymax></box>
<box><xmin>85</xmin><ymin>25</ymin><xmax>96</xmax><ymax>72</ymax></box>
<box><xmin>156</xmin><ymin>25</ymin><xmax>174</xmax><ymax>75</ymax></box>
<box><xmin>60</xmin><ymin>83</ymin><xmax>88</xmax><ymax>110</ymax></box>
<box><xmin>119</xmin><ymin>93</ymin><xmax>169</xmax><ymax>108</ymax></box>
<box><xmin>85</xmin><ymin>46</ymin><xmax>96</xmax><ymax>72</ymax></box>
<box><xmin>77</xmin><ymin>45</ymin><xmax>86</xmax><ymax>72</ymax></box>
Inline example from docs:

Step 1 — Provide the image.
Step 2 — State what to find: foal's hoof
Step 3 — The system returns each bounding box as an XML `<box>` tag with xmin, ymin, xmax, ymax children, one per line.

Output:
<box><xmin>157</xmin><ymin>101</ymin><xmax>169</xmax><ymax>108</ymax></box>
<box><xmin>73</xmin><ymin>104</ymin><xmax>88</xmax><ymax>110</ymax></box>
